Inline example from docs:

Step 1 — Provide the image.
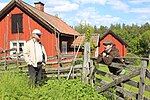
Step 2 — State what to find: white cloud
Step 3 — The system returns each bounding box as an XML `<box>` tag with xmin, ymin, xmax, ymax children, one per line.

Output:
<box><xmin>0</xmin><ymin>2</ymin><xmax>8</xmax><ymax>10</ymax></box>
<box><xmin>106</xmin><ymin>0</ymin><xmax>129</xmax><ymax>11</ymax></box>
<box><xmin>43</xmin><ymin>0</ymin><xmax>79</xmax><ymax>12</ymax></box>
<box><xmin>130</xmin><ymin>7</ymin><xmax>150</xmax><ymax>13</ymax></box>
<box><xmin>75</xmin><ymin>7</ymin><xmax>121</xmax><ymax>26</ymax></box>
<box><xmin>1</xmin><ymin>0</ymin><xmax>150</xmax><ymax>27</ymax></box>
<box><xmin>72</xmin><ymin>0</ymin><xmax>106</xmax><ymax>5</ymax></box>
<box><xmin>129</xmin><ymin>0</ymin><xmax>150</xmax><ymax>4</ymax></box>
<box><xmin>51</xmin><ymin>4</ymin><xmax>79</xmax><ymax>12</ymax></box>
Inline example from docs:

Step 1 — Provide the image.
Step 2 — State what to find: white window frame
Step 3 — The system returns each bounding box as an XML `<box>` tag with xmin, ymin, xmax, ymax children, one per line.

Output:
<box><xmin>61</xmin><ymin>41</ymin><xmax>67</xmax><ymax>54</ymax></box>
<box><xmin>10</xmin><ymin>40</ymin><xmax>26</xmax><ymax>56</ymax></box>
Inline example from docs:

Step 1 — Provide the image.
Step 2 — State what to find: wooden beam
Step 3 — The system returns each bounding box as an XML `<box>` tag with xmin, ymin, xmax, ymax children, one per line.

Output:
<box><xmin>95</xmin><ymin>68</ymin><xmax>118</xmax><ymax>79</ymax></box>
<box><xmin>125</xmin><ymin>80</ymin><xmax>150</xmax><ymax>92</ymax></box>
<box><xmin>96</xmin><ymin>68</ymin><xmax>140</xmax><ymax>93</ymax></box>
<box><xmin>103</xmin><ymin>91</ymin><xmax>124</xmax><ymax>100</ymax></box>
<box><xmin>82</xmin><ymin>42</ymin><xmax>90</xmax><ymax>83</ymax></box>
<box><xmin>138</xmin><ymin>60</ymin><xmax>147</xmax><ymax>100</ymax></box>
<box><xmin>146</xmin><ymin>69</ymin><xmax>150</xmax><ymax>79</ymax></box>
<box><xmin>95</xmin><ymin>77</ymin><xmax>150</xmax><ymax>92</ymax></box>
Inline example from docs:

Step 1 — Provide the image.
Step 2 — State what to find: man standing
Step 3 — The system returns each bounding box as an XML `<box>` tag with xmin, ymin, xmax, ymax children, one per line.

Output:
<box><xmin>23</xmin><ymin>29</ymin><xmax>47</xmax><ymax>86</ymax></box>
<box><xmin>96</xmin><ymin>39</ymin><xmax>125</xmax><ymax>76</ymax></box>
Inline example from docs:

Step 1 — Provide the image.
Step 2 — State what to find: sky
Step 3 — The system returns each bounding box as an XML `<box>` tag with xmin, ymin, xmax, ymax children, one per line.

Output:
<box><xmin>0</xmin><ymin>0</ymin><xmax>150</xmax><ymax>27</ymax></box>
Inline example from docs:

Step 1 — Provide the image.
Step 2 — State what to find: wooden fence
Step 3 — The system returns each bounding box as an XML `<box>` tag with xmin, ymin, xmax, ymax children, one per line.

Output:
<box><xmin>0</xmin><ymin>48</ymin><xmax>83</xmax><ymax>79</ymax></box>
<box><xmin>82</xmin><ymin>58</ymin><xmax>150</xmax><ymax>100</ymax></box>
<box><xmin>1</xmin><ymin>46</ymin><xmax>150</xmax><ymax>100</ymax></box>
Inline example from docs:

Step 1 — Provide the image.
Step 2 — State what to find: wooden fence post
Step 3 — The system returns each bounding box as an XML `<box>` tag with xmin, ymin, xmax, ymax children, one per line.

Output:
<box><xmin>82</xmin><ymin>42</ymin><xmax>90</xmax><ymax>83</ymax></box>
<box><xmin>4</xmin><ymin>50</ymin><xmax>7</xmax><ymax>70</ymax></box>
<box><xmin>89</xmin><ymin>60</ymin><xmax>95</xmax><ymax>86</ymax></box>
<box><xmin>55</xmin><ymin>46</ymin><xmax>61</xmax><ymax>78</ymax></box>
<box><xmin>137</xmin><ymin>60</ymin><xmax>147</xmax><ymax>100</ymax></box>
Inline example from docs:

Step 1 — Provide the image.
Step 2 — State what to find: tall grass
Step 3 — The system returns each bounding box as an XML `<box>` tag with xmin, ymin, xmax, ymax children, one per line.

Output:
<box><xmin>0</xmin><ymin>71</ymin><xmax>107</xmax><ymax>100</ymax></box>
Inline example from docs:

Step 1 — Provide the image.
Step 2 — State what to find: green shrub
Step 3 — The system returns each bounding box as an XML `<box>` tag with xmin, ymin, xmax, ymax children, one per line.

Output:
<box><xmin>0</xmin><ymin>71</ymin><xmax>31</xmax><ymax>100</ymax></box>
<box><xmin>0</xmin><ymin>71</ymin><xmax>107</xmax><ymax>100</ymax></box>
<box><xmin>125</xmin><ymin>53</ymin><xmax>141</xmax><ymax>66</ymax></box>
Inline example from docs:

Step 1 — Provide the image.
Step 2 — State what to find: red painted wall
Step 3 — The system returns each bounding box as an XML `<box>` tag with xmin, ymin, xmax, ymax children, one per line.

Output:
<box><xmin>0</xmin><ymin>7</ymin><xmax>59</xmax><ymax>57</ymax></box>
<box><xmin>98</xmin><ymin>34</ymin><xmax>127</xmax><ymax>57</ymax></box>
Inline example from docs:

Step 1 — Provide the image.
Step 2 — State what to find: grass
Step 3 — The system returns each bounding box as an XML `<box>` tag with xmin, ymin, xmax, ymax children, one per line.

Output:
<box><xmin>0</xmin><ymin>70</ymin><xmax>107</xmax><ymax>100</ymax></box>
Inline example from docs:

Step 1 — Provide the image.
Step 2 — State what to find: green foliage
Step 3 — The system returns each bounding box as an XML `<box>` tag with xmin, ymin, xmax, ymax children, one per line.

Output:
<box><xmin>74</xmin><ymin>21</ymin><xmax>94</xmax><ymax>34</ymax></box>
<box><xmin>85</xmin><ymin>27</ymin><xmax>97</xmax><ymax>52</ymax></box>
<box><xmin>129</xmin><ymin>37</ymin><xmax>141</xmax><ymax>54</ymax></box>
<box><xmin>125</xmin><ymin>53</ymin><xmax>141</xmax><ymax>66</ymax></box>
<box><xmin>74</xmin><ymin>22</ymin><xmax>150</xmax><ymax>57</ymax></box>
<box><xmin>85</xmin><ymin>27</ymin><xmax>93</xmax><ymax>42</ymax></box>
<box><xmin>39</xmin><ymin>79</ymin><xmax>107</xmax><ymax>100</ymax></box>
<box><xmin>139</xmin><ymin>30</ymin><xmax>150</xmax><ymax>57</ymax></box>
<box><xmin>75</xmin><ymin>22</ymin><xmax>98</xmax><ymax>54</ymax></box>
<box><xmin>0</xmin><ymin>71</ymin><xmax>30</xmax><ymax>100</ymax></box>
<box><xmin>0</xmin><ymin>71</ymin><xmax>107</xmax><ymax>100</ymax></box>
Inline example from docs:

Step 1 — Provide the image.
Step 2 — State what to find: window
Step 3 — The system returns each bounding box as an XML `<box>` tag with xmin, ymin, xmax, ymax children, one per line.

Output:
<box><xmin>61</xmin><ymin>41</ymin><xmax>67</xmax><ymax>54</ymax></box>
<box><xmin>10</xmin><ymin>40</ymin><xmax>26</xmax><ymax>56</ymax></box>
<box><xmin>11</xmin><ymin>14</ymin><xmax>23</xmax><ymax>33</ymax></box>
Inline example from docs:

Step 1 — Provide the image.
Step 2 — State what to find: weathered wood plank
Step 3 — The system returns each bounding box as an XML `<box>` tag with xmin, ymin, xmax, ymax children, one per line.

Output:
<box><xmin>46</xmin><ymin>73</ymin><xmax>81</xmax><ymax>78</ymax></box>
<box><xmin>146</xmin><ymin>69</ymin><xmax>150</xmax><ymax>79</ymax></box>
<box><xmin>125</xmin><ymin>80</ymin><xmax>150</xmax><ymax>92</ymax></box>
<box><xmin>96</xmin><ymin>68</ymin><xmax>140</xmax><ymax>93</ymax></box>
<box><xmin>89</xmin><ymin>60</ymin><xmax>95</xmax><ymax>86</ymax></box>
<box><xmin>95</xmin><ymin>77</ymin><xmax>150</xmax><ymax>100</ymax></box>
<box><xmin>103</xmin><ymin>91</ymin><xmax>124</xmax><ymax>100</ymax></box>
<box><xmin>96</xmin><ymin>78</ymin><xmax>136</xmax><ymax>97</ymax></box>
<box><xmin>111</xmin><ymin>62</ymin><xmax>137</xmax><ymax>71</ymax></box>
<box><xmin>82</xmin><ymin>42</ymin><xmax>90</xmax><ymax>83</ymax></box>
<box><xmin>138</xmin><ymin>60</ymin><xmax>147</xmax><ymax>100</ymax></box>
<box><xmin>95</xmin><ymin>78</ymin><xmax>137</xmax><ymax>99</ymax></box>
<box><xmin>96</xmin><ymin>76</ymin><xmax>150</xmax><ymax>92</ymax></box>
<box><xmin>20</xmin><ymin>64</ymin><xmax>82</xmax><ymax>73</ymax></box>
<box><xmin>44</xmin><ymin>69</ymin><xmax>81</xmax><ymax>74</ymax></box>
<box><xmin>0</xmin><ymin>48</ymin><xmax>16</xmax><ymax>54</ymax></box>
<box><xmin>95</xmin><ymin>68</ymin><xmax>118</xmax><ymax>79</ymax></box>
<box><xmin>117</xmin><ymin>86</ymin><xmax>150</xmax><ymax>100</ymax></box>
<box><xmin>45</xmin><ymin>64</ymin><xmax>82</xmax><ymax>71</ymax></box>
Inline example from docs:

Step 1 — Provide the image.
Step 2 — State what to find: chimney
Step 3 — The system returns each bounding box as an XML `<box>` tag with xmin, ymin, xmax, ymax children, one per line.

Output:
<box><xmin>34</xmin><ymin>2</ymin><xmax>44</xmax><ymax>12</ymax></box>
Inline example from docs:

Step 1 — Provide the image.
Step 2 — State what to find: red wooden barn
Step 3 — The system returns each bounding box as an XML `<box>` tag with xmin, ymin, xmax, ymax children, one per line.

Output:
<box><xmin>0</xmin><ymin>0</ymin><xmax>80</xmax><ymax>57</ymax></box>
<box><xmin>98</xmin><ymin>30</ymin><xmax>128</xmax><ymax>57</ymax></box>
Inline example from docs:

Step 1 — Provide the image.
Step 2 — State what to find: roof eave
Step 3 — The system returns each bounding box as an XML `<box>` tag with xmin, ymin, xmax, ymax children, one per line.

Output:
<box><xmin>0</xmin><ymin>0</ymin><xmax>16</xmax><ymax>20</ymax></box>
<box><xmin>101</xmin><ymin>30</ymin><xmax>128</xmax><ymax>47</ymax></box>
<box><xmin>0</xmin><ymin>0</ymin><xmax>60</xmax><ymax>34</ymax></box>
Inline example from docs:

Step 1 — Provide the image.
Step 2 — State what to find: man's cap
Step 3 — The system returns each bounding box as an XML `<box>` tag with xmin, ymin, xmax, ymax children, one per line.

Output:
<box><xmin>32</xmin><ymin>29</ymin><xmax>42</xmax><ymax>35</ymax></box>
<box><xmin>103</xmin><ymin>39</ymin><xmax>113</xmax><ymax>45</ymax></box>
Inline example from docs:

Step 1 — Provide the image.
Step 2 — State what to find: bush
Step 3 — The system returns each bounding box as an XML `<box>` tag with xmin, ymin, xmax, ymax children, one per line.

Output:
<box><xmin>0</xmin><ymin>71</ymin><xmax>107</xmax><ymax>100</ymax></box>
<box><xmin>125</xmin><ymin>53</ymin><xmax>141</xmax><ymax>66</ymax></box>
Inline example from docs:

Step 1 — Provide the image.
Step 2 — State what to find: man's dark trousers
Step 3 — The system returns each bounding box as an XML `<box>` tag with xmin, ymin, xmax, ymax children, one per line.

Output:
<box><xmin>28</xmin><ymin>64</ymin><xmax>42</xmax><ymax>86</ymax></box>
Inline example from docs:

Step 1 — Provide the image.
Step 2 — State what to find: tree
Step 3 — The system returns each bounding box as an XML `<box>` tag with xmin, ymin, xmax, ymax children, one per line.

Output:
<box><xmin>139</xmin><ymin>30</ymin><xmax>150</xmax><ymax>57</ymax></box>
<box><xmin>74</xmin><ymin>22</ymin><xmax>150</xmax><ymax>57</ymax></box>
<box><xmin>84</xmin><ymin>27</ymin><xmax>97</xmax><ymax>57</ymax></box>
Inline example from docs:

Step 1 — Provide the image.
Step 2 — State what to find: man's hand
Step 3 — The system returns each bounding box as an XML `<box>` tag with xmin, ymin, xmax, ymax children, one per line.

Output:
<box><xmin>91</xmin><ymin>57</ymin><xmax>97</xmax><ymax>61</ymax></box>
<box><xmin>42</xmin><ymin>63</ymin><xmax>46</xmax><ymax>66</ymax></box>
<box><xmin>102</xmin><ymin>52</ymin><xmax>106</xmax><ymax>58</ymax></box>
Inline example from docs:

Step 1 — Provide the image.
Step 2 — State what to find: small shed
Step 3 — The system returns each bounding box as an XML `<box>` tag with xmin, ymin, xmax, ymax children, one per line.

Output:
<box><xmin>98</xmin><ymin>30</ymin><xmax>128</xmax><ymax>57</ymax></box>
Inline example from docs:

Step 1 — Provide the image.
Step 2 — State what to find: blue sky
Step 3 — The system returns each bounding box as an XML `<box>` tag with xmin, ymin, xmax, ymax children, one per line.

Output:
<box><xmin>1</xmin><ymin>0</ymin><xmax>150</xmax><ymax>27</ymax></box>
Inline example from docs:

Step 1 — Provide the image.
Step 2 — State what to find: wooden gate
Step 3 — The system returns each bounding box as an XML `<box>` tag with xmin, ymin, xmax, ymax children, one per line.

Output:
<box><xmin>83</xmin><ymin>58</ymin><xmax>150</xmax><ymax>100</ymax></box>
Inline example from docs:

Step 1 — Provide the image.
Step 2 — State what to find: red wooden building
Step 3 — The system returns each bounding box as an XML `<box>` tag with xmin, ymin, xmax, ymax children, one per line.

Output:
<box><xmin>98</xmin><ymin>30</ymin><xmax>128</xmax><ymax>57</ymax></box>
<box><xmin>0</xmin><ymin>0</ymin><xmax>80</xmax><ymax>57</ymax></box>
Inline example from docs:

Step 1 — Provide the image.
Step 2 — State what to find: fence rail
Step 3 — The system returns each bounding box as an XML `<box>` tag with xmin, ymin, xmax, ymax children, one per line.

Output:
<box><xmin>0</xmin><ymin>47</ymin><xmax>150</xmax><ymax>100</ymax></box>
<box><xmin>84</xmin><ymin>59</ymin><xmax>150</xmax><ymax>100</ymax></box>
